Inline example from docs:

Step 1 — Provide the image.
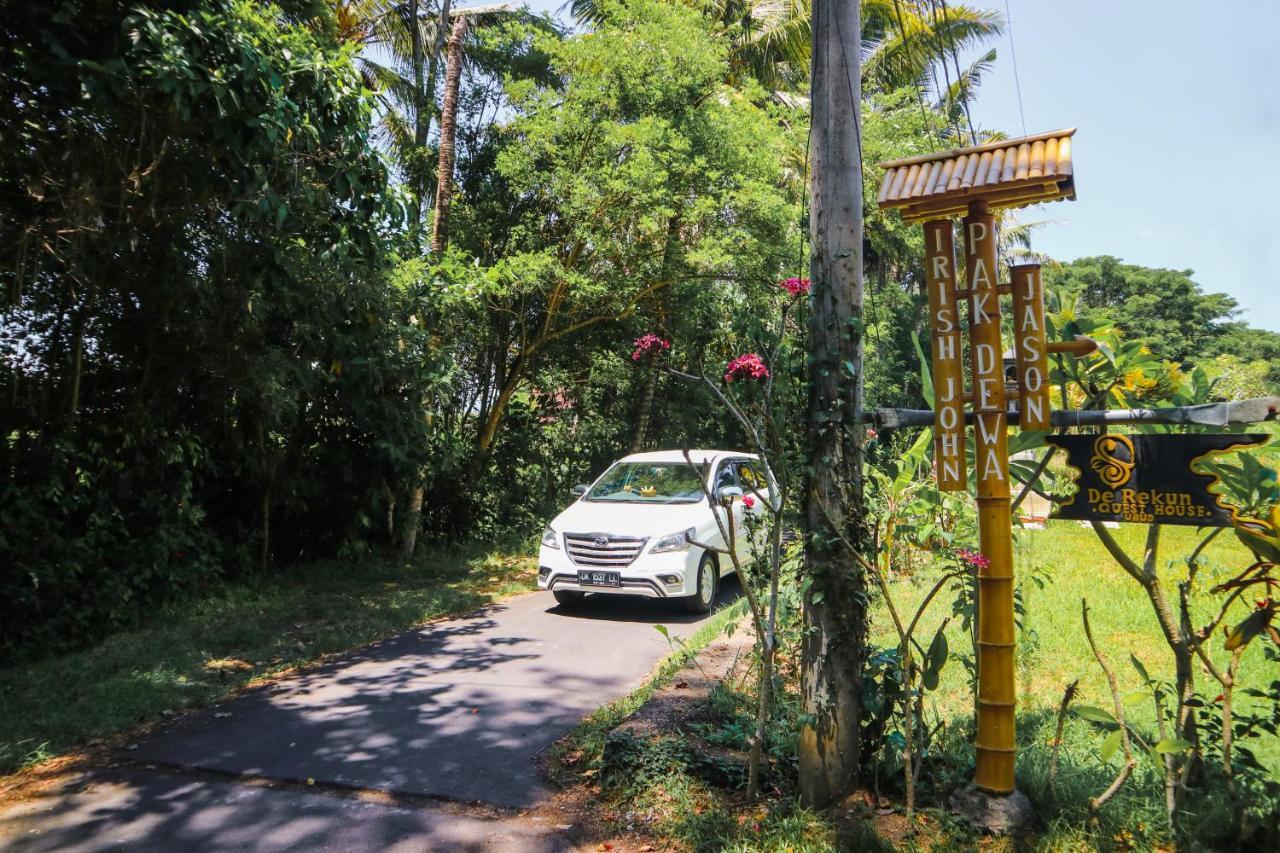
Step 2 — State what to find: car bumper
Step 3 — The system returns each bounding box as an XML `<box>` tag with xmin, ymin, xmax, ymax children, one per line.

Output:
<box><xmin>537</xmin><ymin>545</ymin><xmax>703</xmax><ymax>598</ymax></box>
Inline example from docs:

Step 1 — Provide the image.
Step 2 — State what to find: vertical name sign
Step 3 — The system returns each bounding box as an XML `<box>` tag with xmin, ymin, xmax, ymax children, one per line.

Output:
<box><xmin>1011</xmin><ymin>263</ymin><xmax>1051</xmax><ymax>430</ymax></box>
<box><xmin>964</xmin><ymin>200</ymin><xmax>1017</xmax><ymax>794</ymax></box>
<box><xmin>924</xmin><ymin>220</ymin><xmax>966</xmax><ymax>490</ymax></box>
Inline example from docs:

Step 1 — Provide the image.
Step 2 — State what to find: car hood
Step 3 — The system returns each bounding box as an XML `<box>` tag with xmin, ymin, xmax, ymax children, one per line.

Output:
<box><xmin>550</xmin><ymin>499</ymin><xmax>710</xmax><ymax>538</ymax></box>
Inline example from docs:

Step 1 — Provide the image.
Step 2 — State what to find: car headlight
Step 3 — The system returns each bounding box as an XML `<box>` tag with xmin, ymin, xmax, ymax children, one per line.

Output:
<box><xmin>541</xmin><ymin>527</ymin><xmax>560</xmax><ymax>550</ymax></box>
<box><xmin>650</xmin><ymin>527</ymin><xmax>696</xmax><ymax>554</ymax></box>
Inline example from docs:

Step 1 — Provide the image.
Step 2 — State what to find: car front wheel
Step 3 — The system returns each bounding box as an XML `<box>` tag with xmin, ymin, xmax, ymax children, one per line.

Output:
<box><xmin>682</xmin><ymin>553</ymin><xmax>717</xmax><ymax>613</ymax></box>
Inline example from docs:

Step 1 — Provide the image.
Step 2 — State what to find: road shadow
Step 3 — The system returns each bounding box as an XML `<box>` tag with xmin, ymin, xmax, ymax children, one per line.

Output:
<box><xmin>114</xmin><ymin>591</ymin><xmax>709</xmax><ymax>811</ymax></box>
<box><xmin>0</xmin><ymin>768</ymin><xmax>568</xmax><ymax>853</ymax></box>
<box><xmin>543</xmin><ymin>574</ymin><xmax>743</xmax><ymax>624</ymax></box>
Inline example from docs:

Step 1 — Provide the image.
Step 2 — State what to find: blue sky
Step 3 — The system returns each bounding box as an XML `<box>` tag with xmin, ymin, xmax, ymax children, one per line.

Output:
<box><xmin>521</xmin><ymin>1</ymin><xmax>1280</xmax><ymax>330</ymax></box>
<box><xmin>967</xmin><ymin>1</ymin><xmax>1280</xmax><ymax>332</ymax></box>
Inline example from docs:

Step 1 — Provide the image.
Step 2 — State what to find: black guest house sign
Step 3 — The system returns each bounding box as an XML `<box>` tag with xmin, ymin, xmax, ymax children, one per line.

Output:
<box><xmin>1046</xmin><ymin>433</ymin><xmax>1267</xmax><ymax>526</ymax></box>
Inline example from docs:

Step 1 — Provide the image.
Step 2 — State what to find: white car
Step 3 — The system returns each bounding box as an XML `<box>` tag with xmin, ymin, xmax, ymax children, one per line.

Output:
<box><xmin>537</xmin><ymin>449</ymin><xmax>773</xmax><ymax>613</ymax></box>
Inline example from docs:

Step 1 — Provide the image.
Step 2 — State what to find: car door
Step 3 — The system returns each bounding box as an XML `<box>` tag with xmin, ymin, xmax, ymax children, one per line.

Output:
<box><xmin>710</xmin><ymin>460</ymin><xmax>748</xmax><ymax>564</ymax></box>
<box><xmin>736</xmin><ymin>459</ymin><xmax>771</xmax><ymax>552</ymax></box>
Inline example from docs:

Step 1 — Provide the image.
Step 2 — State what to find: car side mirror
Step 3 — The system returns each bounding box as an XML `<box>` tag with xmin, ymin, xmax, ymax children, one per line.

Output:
<box><xmin>716</xmin><ymin>485</ymin><xmax>743</xmax><ymax>505</ymax></box>
<box><xmin>571</xmin><ymin>484</ymin><xmax>589</xmax><ymax>497</ymax></box>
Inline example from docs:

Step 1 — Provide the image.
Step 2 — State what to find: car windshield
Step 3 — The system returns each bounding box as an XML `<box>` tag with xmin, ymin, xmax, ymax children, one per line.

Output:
<box><xmin>585</xmin><ymin>462</ymin><xmax>708</xmax><ymax>504</ymax></box>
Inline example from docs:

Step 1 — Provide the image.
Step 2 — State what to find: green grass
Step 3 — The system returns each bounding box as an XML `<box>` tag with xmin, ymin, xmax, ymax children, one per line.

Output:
<box><xmin>550</xmin><ymin>521</ymin><xmax>1275</xmax><ymax>851</ymax></box>
<box><xmin>874</xmin><ymin>521</ymin><xmax>1276</xmax><ymax>768</ymax></box>
<box><xmin>0</xmin><ymin>542</ymin><xmax>538</xmax><ymax>777</ymax></box>
<box><xmin>870</xmin><ymin>520</ymin><xmax>1279</xmax><ymax>848</ymax></box>
<box><xmin>548</xmin><ymin>594</ymin><xmax>849</xmax><ymax>852</ymax></box>
<box><xmin>548</xmin><ymin>595</ymin><xmax>750</xmax><ymax>787</ymax></box>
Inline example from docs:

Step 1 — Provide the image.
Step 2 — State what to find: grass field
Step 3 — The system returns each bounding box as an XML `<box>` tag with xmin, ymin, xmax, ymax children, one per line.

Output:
<box><xmin>874</xmin><ymin>519</ymin><xmax>1275</xmax><ymax>762</ymax></box>
<box><xmin>0</xmin><ymin>543</ymin><xmax>537</xmax><ymax>777</ymax></box>
<box><xmin>871</xmin><ymin>519</ymin><xmax>1278</xmax><ymax>847</ymax></box>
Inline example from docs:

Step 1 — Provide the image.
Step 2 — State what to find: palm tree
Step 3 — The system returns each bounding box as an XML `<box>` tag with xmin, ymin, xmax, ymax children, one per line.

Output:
<box><xmin>335</xmin><ymin>0</ymin><xmax>444</xmax><ymax>226</ymax></box>
<box><xmin>567</xmin><ymin>1</ymin><xmax>1001</xmax><ymax>119</ymax></box>
<box><xmin>861</xmin><ymin>0</ymin><xmax>1003</xmax><ymax>142</ymax></box>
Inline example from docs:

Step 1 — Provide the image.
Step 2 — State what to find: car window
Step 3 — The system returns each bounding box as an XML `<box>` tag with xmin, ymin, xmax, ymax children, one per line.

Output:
<box><xmin>738</xmin><ymin>460</ymin><xmax>769</xmax><ymax>493</ymax></box>
<box><xmin>713</xmin><ymin>461</ymin><xmax>740</xmax><ymax>492</ymax></box>
<box><xmin>585</xmin><ymin>462</ymin><xmax>708</xmax><ymax>503</ymax></box>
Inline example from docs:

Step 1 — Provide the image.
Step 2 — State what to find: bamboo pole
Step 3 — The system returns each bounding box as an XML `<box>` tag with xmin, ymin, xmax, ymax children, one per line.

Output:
<box><xmin>964</xmin><ymin>199</ymin><xmax>1017</xmax><ymax>794</ymax></box>
<box><xmin>924</xmin><ymin>219</ymin><xmax>966</xmax><ymax>490</ymax></box>
<box><xmin>1011</xmin><ymin>263</ymin><xmax>1051</xmax><ymax>430</ymax></box>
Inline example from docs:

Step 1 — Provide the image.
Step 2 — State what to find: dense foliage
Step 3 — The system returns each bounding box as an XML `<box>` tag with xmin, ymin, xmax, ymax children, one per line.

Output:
<box><xmin>4</xmin><ymin>0</ymin><xmax>1278</xmax><ymax>714</ymax></box>
<box><xmin>1</xmin><ymin>1</ymin><xmax>422</xmax><ymax>655</ymax></box>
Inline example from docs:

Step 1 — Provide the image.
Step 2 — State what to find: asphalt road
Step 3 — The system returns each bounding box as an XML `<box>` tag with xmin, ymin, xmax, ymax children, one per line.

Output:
<box><xmin>1</xmin><ymin>586</ymin><xmax>737</xmax><ymax>852</ymax></box>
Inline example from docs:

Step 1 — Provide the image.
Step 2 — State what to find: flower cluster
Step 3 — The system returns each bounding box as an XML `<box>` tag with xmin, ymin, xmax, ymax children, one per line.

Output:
<box><xmin>743</xmin><ymin>495</ymin><xmax>755</xmax><ymax>509</ymax></box>
<box><xmin>780</xmin><ymin>277</ymin><xmax>810</xmax><ymax>297</ymax></box>
<box><xmin>724</xmin><ymin>353</ymin><xmax>769</xmax><ymax>383</ymax></box>
<box><xmin>631</xmin><ymin>333</ymin><xmax>671</xmax><ymax>361</ymax></box>
<box><xmin>954</xmin><ymin>547</ymin><xmax>990</xmax><ymax>570</ymax></box>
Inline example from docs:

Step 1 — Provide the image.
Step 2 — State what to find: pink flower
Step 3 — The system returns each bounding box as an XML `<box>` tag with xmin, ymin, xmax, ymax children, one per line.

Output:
<box><xmin>780</xmin><ymin>277</ymin><xmax>810</xmax><ymax>297</ymax></box>
<box><xmin>724</xmin><ymin>353</ymin><xmax>769</xmax><ymax>383</ymax></box>
<box><xmin>631</xmin><ymin>333</ymin><xmax>671</xmax><ymax>361</ymax></box>
<box><xmin>954</xmin><ymin>548</ymin><xmax>990</xmax><ymax>570</ymax></box>
<box><xmin>743</xmin><ymin>495</ymin><xmax>755</xmax><ymax>509</ymax></box>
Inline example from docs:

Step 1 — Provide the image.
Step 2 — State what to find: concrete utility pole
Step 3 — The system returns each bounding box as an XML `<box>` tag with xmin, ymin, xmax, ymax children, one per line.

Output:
<box><xmin>800</xmin><ymin>0</ymin><xmax>868</xmax><ymax>807</ymax></box>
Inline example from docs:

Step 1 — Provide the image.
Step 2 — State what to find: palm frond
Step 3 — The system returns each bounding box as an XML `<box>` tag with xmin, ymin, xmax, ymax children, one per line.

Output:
<box><xmin>936</xmin><ymin>47</ymin><xmax>995</xmax><ymax>114</ymax></box>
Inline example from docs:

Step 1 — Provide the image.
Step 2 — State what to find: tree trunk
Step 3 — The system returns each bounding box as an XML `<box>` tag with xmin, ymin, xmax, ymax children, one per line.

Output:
<box><xmin>628</xmin><ymin>217</ymin><xmax>679</xmax><ymax>453</ymax></box>
<box><xmin>431</xmin><ymin>15</ymin><xmax>467</xmax><ymax>254</ymax></box>
<box><xmin>629</xmin><ymin>357</ymin><xmax>659</xmax><ymax>454</ymax></box>
<box><xmin>799</xmin><ymin>0</ymin><xmax>868</xmax><ymax>808</ymax></box>
<box><xmin>409</xmin><ymin>0</ymin><xmax>424</xmax><ymax>226</ymax></box>
<box><xmin>420</xmin><ymin>0</ymin><xmax>453</xmax><ymax>213</ymax></box>
<box><xmin>398</xmin><ymin>484</ymin><xmax>425</xmax><ymax>559</ymax></box>
<box><xmin>477</xmin><ymin>359</ymin><xmax>523</xmax><ymax>455</ymax></box>
<box><xmin>67</xmin><ymin>308</ymin><xmax>85</xmax><ymax>427</ymax></box>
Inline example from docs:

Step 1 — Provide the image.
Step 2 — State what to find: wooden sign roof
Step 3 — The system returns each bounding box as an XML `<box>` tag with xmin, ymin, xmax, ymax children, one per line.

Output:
<box><xmin>877</xmin><ymin>128</ymin><xmax>1076</xmax><ymax>223</ymax></box>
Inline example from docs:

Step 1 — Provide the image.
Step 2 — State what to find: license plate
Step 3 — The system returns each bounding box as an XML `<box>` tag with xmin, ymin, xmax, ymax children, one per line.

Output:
<box><xmin>578</xmin><ymin>570</ymin><xmax>621</xmax><ymax>587</ymax></box>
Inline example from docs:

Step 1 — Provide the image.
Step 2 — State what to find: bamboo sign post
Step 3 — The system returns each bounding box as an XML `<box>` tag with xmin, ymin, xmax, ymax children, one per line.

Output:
<box><xmin>963</xmin><ymin>201</ymin><xmax>1019</xmax><ymax>793</ymax></box>
<box><xmin>924</xmin><ymin>219</ymin><xmax>965</xmax><ymax>490</ymax></box>
<box><xmin>1011</xmin><ymin>263</ymin><xmax>1051</xmax><ymax>431</ymax></box>
<box><xmin>878</xmin><ymin>130</ymin><xmax>1081</xmax><ymax>812</ymax></box>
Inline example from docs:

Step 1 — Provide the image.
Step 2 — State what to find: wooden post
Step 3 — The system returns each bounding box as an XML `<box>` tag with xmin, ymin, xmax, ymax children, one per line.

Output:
<box><xmin>924</xmin><ymin>219</ymin><xmax>965</xmax><ymax>490</ymax></box>
<box><xmin>1011</xmin><ymin>263</ymin><xmax>1051</xmax><ymax>430</ymax></box>
<box><xmin>800</xmin><ymin>0</ymin><xmax>868</xmax><ymax>808</ymax></box>
<box><xmin>964</xmin><ymin>199</ymin><xmax>1017</xmax><ymax>795</ymax></box>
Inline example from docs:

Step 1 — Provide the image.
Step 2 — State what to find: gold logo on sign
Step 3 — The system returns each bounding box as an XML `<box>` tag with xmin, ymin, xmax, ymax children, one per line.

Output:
<box><xmin>1091</xmin><ymin>434</ymin><xmax>1136</xmax><ymax>489</ymax></box>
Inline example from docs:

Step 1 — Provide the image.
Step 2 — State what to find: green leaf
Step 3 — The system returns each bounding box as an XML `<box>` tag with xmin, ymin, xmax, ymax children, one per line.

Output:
<box><xmin>1226</xmin><ymin>606</ymin><xmax>1274</xmax><ymax>651</ymax></box>
<box><xmin>926</xmin><ymin>627</ymin><xmax>949</xmax><ymax>675</ymax></box>
<box><xmin>912</xmin><ymin>333</ymin><xmax>934</xmax><ymax>408</ymax></box>
<box><xmin>1100</xmin><ymin>728</ymin><xmax>1122</xmax><ymax>761</ymax></box>
<box><xmin>1122</xmin><ymin>690</ymin><xmax>1149</xmax><ymax>706</ymax></box>
<box><xmin>1073</xmin><ymin>705</ymin><xmax>1119</xmax><ymax>726</ymax></box>
<box><xmin>1129</xmin><ymin>654</ymin><xmax>1152</xmax><ymax>684</ymax></box>
<box><xmin>1153</xmin><ymin>737</ymin><xmax>1194</xmax><ymax>754</ymax></box>
<box><xmin>653</xmin><ymin>624</ymin><xmax>669</xmax><ymax>639</ymax></box>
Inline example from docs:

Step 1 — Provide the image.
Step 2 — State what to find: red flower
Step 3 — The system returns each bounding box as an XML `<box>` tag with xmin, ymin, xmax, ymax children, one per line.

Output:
<box><xmin>631</xmin><ymin>333</ymin><xmax>670</xmax><ymax>361</ymax></box>
<box><xmin>724</xmin><ymin>353</ymin><xmax>770</xmax><ymax>383</ymax></box>
<box><xmin>954</xmin><ymin>548</ymin><xmax>990</xmax><ymax>570</ymax></box>
<box><xmin>743</xmin><ymin>495</ymin><xmax>755</xmax><ymax>509</ymax></box>
<box><xmin>780</xmin><ymin>277</ymin><xmax>810</xmax><ymax>297</ymax></box>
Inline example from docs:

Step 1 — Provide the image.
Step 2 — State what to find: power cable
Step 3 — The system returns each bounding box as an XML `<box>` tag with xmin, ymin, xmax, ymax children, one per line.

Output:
<box><xmin>937</xmin><ymin>0</ymin><xmax>980</xmax><ymax>145</ymax></box>
<box><xmin>927</xmin><ymin>0</ymin><xmax>964</xmax><ymax>144</ymax></box>
<box><xmin>891</xmin><ymin>0</ymin><xmax>941</xmax><ymax>147</ymax></box>
<box><xmin>1002</xmin><ymin>0</ymin><xmax>1028</xmax><ymax>137</ymax></box>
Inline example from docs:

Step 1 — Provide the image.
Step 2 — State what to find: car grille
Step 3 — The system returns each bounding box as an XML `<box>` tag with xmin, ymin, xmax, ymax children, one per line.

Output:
<box><xmin>563</xmin><ymin>533</ymin><xmax>648</xmax><ymax>567</ymax></box>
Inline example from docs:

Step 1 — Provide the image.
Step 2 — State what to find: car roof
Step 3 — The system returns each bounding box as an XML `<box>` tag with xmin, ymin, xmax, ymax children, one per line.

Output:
<box><xmin>618</xmin><ymin>449</ymin><xmax>757</xmax><ymax>465</ymax></box>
